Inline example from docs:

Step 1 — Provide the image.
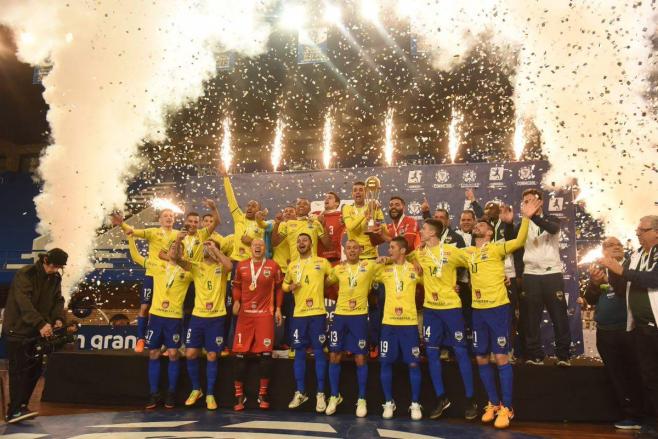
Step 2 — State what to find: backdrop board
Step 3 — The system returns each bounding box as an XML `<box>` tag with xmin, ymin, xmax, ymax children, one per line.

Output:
<box><xmin>184</xmin><ymin>161</ymin><xmax>583</xmax><ymax>355</ymax></box>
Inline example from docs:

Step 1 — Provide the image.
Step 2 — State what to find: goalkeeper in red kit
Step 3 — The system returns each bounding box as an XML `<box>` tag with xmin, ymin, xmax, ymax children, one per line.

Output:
<box><xmin>231</xmin><ymin>238</ymin><xmax>284</xmax><ymax>410</ymax></box>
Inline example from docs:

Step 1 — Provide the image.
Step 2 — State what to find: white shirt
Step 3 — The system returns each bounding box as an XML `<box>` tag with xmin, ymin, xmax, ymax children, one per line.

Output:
<box><xmin>522</xmin><ymin>217</ymin><xmax>562</xmax><ymax>275</ymax></box>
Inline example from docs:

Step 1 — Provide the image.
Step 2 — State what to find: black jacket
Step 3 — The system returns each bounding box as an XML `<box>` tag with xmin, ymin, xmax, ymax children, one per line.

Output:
<box><xmin>2</xmin><ymin>260</ymin><xmax>66</xmax><ymax>340</ymax></box>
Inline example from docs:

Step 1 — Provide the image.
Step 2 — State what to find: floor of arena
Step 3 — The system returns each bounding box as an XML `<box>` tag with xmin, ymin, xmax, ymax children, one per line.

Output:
<box><xmin>0</xmin><ymin>371</ymin><xmax>633</xmax><ymax>439</ymax></box>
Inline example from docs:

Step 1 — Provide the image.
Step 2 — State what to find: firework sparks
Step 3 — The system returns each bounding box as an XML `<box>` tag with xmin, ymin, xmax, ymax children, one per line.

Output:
<box><xmin>271</xmin><ymin>118</ymin><xmax>285</xmax><ymax>171</ymax></box>
<box><xmin>150</xmin><ymin>197</ymin><xmax>183</xmax><ymax>214</ymax></box>
<box><xmin>384</xmin><ymin>107</ymin><xmax>394</xmax><ymax>166</ymax></box>
<box><xmin>220</xmin><ymin>117</ymin><xmax>232</xmax><ymax>171</ymax></box>
<box><xmin>448</xmin><ymin>108</ymin><xmax>463</xmax><ymax>164</ymax></box>
<box><xmin>579</xmin><ymin>246</ymin><xmax>602</xmax><ymax>265</ymax></box>
<box><xmin>513</xmin><ymin>118</ymin><xmax>525</xmax><ymax>161</ymax></box>
<box><xmin>323</xmin><ymin>113</ymin><xmax>333</xmax><ymax>169</ymax></box>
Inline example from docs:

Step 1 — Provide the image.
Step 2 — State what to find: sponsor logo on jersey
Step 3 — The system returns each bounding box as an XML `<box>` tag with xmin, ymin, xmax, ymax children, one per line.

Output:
<box><xmin>306</xmin><ymin>298</ymin><xmax>314</xmax><ymax>307</ymax></box>
<box><xmin>395</xmin><ymin>307</ymin><xmax>403</xmax><ymax>316</ymax></box>
<box><xmin>349</xmin><ymin>299</ymin><xmax>357</xmax><ymax>309</ymax></box>
<box><xmin>432</xmin><ymin>292</ymin><xmax>438</xmax><ymax>301</ymax></box>
<box><xmin>162</xmin><ymin>301</ymin><xmax>169</xmax><ymax>309</ymax></box>
<box><xmin>411</xmin><ymin>346</ymin><xmax>420</xmax><ymax>358</ymax></box>
<box><xmin>215</xmin><ymin>336</ymin><xmax>224</xmax><ymax>346</ymax></box>
<box><xmin>263</xmin><ymin>338</ymin><xmax>272</xmax><ymax>347</ymax></box>
<box><xmin>475</xmin><ymin>290</ymin><xmax>481</xmax><ymax>299</ymax></box>
<box><xmin>264</xmin><ymin>268</ymin><xmax>272</xmax><ymax>277</ymax></box>
<box><xmin>358</xmin><ymin>339</ymin><xmax>367</xmax><ymax>349</ymax></box>
<box><xmin>206</xmin><ymin>302</ymin><xmax>213</xmax><ymax>310</ymax></box>
<box><xmin>318</xmin><ymin>334</ymin><xmax>326</xmax><ymax>344</ymax></box>
<box><xmin>173</xmin><ymin>333</ymin><xmax>180</xmax><ymax>343</ymax></box>
<box><xmin>454</xmin><ymin>331</ymin><xmax>464</xmax><ymax>342</ymax></box>
<box><xmin>497</xmin><ymin>336</ymin><xmax>507</xmax><ymax>347</ymax></box>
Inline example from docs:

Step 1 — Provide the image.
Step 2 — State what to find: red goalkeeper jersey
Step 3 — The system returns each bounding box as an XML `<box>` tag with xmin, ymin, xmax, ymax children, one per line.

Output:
<box><xmin>232</xmin><ymin>259</ymin><xmax>283</xmax><ymax>317</ymax></box>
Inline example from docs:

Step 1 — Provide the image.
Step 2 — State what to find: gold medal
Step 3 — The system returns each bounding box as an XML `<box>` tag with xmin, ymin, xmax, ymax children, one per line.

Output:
<box><xmin>249</xmin><ymin>283</ymin><xmax>256</xmax><ymax>291</ymax></box>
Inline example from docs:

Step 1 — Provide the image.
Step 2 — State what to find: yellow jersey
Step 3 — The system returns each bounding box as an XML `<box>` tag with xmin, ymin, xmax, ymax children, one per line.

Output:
<box><xmin>122</xmin><ymin>225</ymin><xmax>178</xmax><ymax>276</ymax></box>
<box><xmin>272</xmin><ymin>236</ymin><xmax>291</xmax><ymax>274</ymax></box>
<box><xmin>327</xmin><ymin>260</ymin><xmax>378</xmax><ymax>315</ymax></box>
<box><xmin>410</xmin><ymin>243</ymin><xmax>464</xmax><ymax>310</ymax></box>
<box><xmin>181</xmin><ymin>228</ymin><xmax>212</xmax><ymax>262</ymax></box>
<box><xmin>278</xmin><ymin>218</ymin><xmax>325</xmax><ymax>261</ymax></box>
<box><xmin>456</xmin><ymin>217</ymin><xmax>529</xmax><ymax>309</ymax></box>
<box><xmin>223</xmin><ymin>176</ymin><xmax>266</xmax><ymax>261</ymax></box>
<box><xmin>341</xmin><ymin>203</ymin><xmax>385</xmax><ymax>259</ymax></box>
<box><xmin>283</xmin><ymin>256</ymin><xmax>332</xmax><ymax>317</ymax></box>
<box><xmin>189</xmin><ymin>261</ymin><xmax>229</xmax><ymax>318</ymax></box>
<box><xmin>375</xmin><ymin>261</ymin><xmax>419</xmax><ymax>325</ymax></box>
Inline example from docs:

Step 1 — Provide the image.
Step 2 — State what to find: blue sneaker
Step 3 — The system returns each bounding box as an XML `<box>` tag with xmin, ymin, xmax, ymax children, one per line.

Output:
<box><xmin>613</xmin><ymin>419</ymin><xmax>642</xmax><ymax>430</ymax></box>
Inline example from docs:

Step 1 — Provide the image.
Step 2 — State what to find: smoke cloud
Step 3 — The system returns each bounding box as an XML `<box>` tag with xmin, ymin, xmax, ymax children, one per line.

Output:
<box><xmin>0</xmin><ymin>0</ymin><xmax>272</xmax><ymax>297</ymax></box>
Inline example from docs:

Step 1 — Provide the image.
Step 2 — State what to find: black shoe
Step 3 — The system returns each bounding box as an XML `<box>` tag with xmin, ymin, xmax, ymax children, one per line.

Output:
<box><xmin>164</xmin><ymin>391</ymin><xmax>176</xmax><ymax>409</ymax></box>
<box><xmin>6</xmin><ymin>408</ymin><xmax>39</xmax><ymax>424</ymax></box>
<box><xmin>464</xmin><ymin>397</ymin><xmax>478</xmax><ymax>420</ymax></box>
<box><xmin>429</xmin><ymin>396</ymin><xmax>451</xmax><ymax>419</ymax></box>
<box><xmin>145</xmin><ymin>392</ymin><xmax>160</xmax><ymax>409</ymax></box>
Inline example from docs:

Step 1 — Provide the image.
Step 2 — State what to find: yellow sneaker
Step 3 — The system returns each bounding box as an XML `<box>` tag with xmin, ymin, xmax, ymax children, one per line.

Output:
<box><xmin>494</xmin><ymin>405</ymin><xmax>513</xmax><ymax>429</ymax></box>
<box><xmin>481</xmin><ymin>402</ymin><xmax>499</xmax><ymax>423</ymax></box>
<box><xmin>185</xmin><ymin>389</ymin><xmax>203</xmax><ymax>406</ymax></box>
<box><xmin>206</xmin><ymin>395</ymin><xmax>218</xmax><ymax>411</ymax></box>
<box><xmin>288</xmin><ymin>348</ymin><xmax>296</xmax><ymax>359</ymax></box>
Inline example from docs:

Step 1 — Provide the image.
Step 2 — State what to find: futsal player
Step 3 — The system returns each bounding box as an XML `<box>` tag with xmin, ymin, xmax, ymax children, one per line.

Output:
<box><xmin>376</xmin><ymin>236</ymin><xmax>423</xmax><ymax>421</ymax></box>
<box><xmin>231</xmin><ymin>238</ymin><xmax>284</xmax><ymax>410</ymax></box>
<box><xmin>410</xmin><ymin>219</ymin><xmax>477</xmax><ymax>420</ymax></box>
<box><xmin>171</xmin><ymin>239</ymin><xmax>231</xmax><ymax>410</ymax></box>
<box><xmin>272</xmin><ymin>197</ymin><xmax>332</xmax><ymax>260</ymax></box>
<box><xmin>455</xmin><ymin>198</ymin><xmax>539</xmax><ymax>429</ymax></box>
<box><xmin>112</xmin><ymin>208</ymin><xmax>179</xmax><ymax>353</ymax></box>
<box><xmin>127</xmin><ymin>231</ymin><xmax>191</xmax><ymax>409</ymax></box>
<box><xmin>324</xmin><ymin>240</ymin><xmax>378</xmax><ymax>417</ymax></box>
<box><xmin>283</xmin><ymin>233</ymin><xmax>333</xmax><ymax>412</ymax></box>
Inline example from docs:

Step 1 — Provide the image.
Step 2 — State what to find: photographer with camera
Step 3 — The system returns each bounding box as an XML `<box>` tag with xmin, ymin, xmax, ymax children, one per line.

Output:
<box><xmin>2</xmin><ymin>248</ymin><xmax>68</xmax><ymax>424</ymax></box>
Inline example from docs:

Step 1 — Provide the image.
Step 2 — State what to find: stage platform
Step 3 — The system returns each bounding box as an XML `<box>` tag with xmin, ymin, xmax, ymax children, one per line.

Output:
<box><xmin>42</xmin><ymin>350</ymin><xmax>618</xmax><ymax>423</ymax></box>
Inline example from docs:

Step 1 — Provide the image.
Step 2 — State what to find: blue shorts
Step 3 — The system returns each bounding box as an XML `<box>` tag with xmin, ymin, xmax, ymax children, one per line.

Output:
<box><xmin>472</xmin><ymin>304</ymin><xmax>511</xmax><ymax>356</ymax></box>
<box><xmin>291</xmin><ymin>315</ymin><xmax>326</xmax><ymax>350</ymax></box>
<box><xmin>379</xmin><ymin>324</ymin><xmax>421</xmax><ymax>364</ymax></box>
<box><xmin>146</xmin><ymin>314</ymin><xmax>182</xmax><ymax>350</ymax></box>
<box><xmin>329</xmin><ymin>314</ymin><xmax>368</xmax><ymax>355</ymax></box>
<box><xmin>423</xmin><ymin>308</ymin><xmax>468</xmax><ymax>349</ymax></box>
<box><xmin>141</xmin><ymin>276</ymin><xmax>153</xmax><ymax>305</ymax></box>
<box><xmin>185</xmin><ymin>315</ymin><xmax>226</xmax><ymax>352</ymax></box>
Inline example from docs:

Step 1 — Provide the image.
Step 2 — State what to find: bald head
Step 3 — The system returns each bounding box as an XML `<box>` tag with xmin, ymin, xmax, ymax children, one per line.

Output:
<box><xmin>251</xmin><ymin>238</ymin><xmax>266</xmax><ymax>260</ymax></box>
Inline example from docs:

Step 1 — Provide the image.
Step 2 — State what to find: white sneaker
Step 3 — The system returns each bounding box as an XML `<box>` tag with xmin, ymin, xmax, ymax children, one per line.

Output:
<box><xmin>316</xmin><ymin>393</ymin><xmax>327</xmax><ymax>413</ymax></box>
<box><xmin>410</xmin><ymin>402</ymin><xmax>423</xmax><ymax>421</ymax></box>
<box><xmin>382</xmin><ymin>401</ymin><xmax>396</xmax><ymax>419</ymax></box>
<box><xmin>325</xmin><ymin>394</ymin><xmax>342</xmax><ymax>415</ymax></box>
<box><xmin>288</xmin><ymin>391</ymin><xmax>308</xmax><ymax>409</ymax></box>
<box><xmin>356</xmin><ymin>398</ymin><xmax>367</xmax><ymax>418</ymax></box>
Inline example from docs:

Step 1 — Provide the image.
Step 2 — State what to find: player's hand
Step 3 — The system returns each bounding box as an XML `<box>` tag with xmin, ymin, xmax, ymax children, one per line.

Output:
<box><xmin>499</xmin><ymin>204</ymin><xmax>514</xmax><ymax>223</ymax></box>
<box><xmin>454</xmin><ymin>284</ymin><xmax>460</xmax><ymax>293</ymax></box>
<box><xmin>275</xmin><ymin>211</ymin><xmax>284</xmax><ymax>224</ymax></box>
<box><xmin>203</xmin><ymin>199</ymin><xmax>216</xmax><ymax>210</ymax></box>
<box><xmin>158</xmin><ymin>250</ymin><xmax>170</xmax><ymax>261</ymax></box>
<box><xmin>504</xmin><ymin>276</ymin><xmax>511</xmax><ymax>287</ymax></box>
<box><xmin>240</xmin><ymin>234</ymin><xmax>252</xmax><ymax>246</ymax></box>
<box><xmin>412</xmin><ymin>260</ymin><xmax>423</xmax><ymax>275</ymax></box>
<box><xmin>421</xmin><ymin>197</ymin><xmax>430</xmax><ymax>213</ymax></box>
<box><xmin>275</xmin><ymin>308</ymin><xmax>283</xmax><ymax>327</ymax></box>
<box><xmin>232</xmin><ymin>301</ymin><xmax>240</xmax><ymax>316</ymax></box>
<box><xmin>289</xmin><ymin>282</ymin><xmax>300</xmax><ymax>292</ymax></box>
<box><xmin>465</xmin><ymin>189</ymin><xmax>475</xmax><ymax>202</ymax></box>
<box><xmin>177</xmin><ymin>230</ymin><xmax>187</xmax><ymax>241</ymax></box>
<box><xmin>521</xmin><ymin>198</ymin><xmax>542</xmax><ymax>218</ymax></box>
<box><xmin>40</xmin><ymin>323</ymin><xmax>54</xmax><ymax>338</ymax></box>
<box><xmin>110</xmin><ymin>211</ymin><xmax>124</xmax><ymax>226</ymax></box>
<box><xmin>597</xmin><ymin>257</ymin><xmax>623</xmax><ymax>275</ymax></box>
<box><xmin>255</xmin><ymin>209</ymin><xmax>268</xmax><ymax>222</ymax></box>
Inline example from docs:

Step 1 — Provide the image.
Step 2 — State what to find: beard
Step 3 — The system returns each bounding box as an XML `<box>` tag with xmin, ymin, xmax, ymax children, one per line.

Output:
<box><xmin>389</xmin><ymin>209</ymin><xmax>402</xmax><ymax>220</ymax></box>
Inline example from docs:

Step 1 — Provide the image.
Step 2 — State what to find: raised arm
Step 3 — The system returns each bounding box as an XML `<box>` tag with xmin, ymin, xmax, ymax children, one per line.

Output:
<box><xmin>202</xmin><ymin>199</ymin><xmax>221</xmax><ymax>234</ymax></box>
<box><xmin>127</xmin><ymin>236</ymin><xmax>146</xmax><ymax>268</ymax></box>
<box><xmin>531</xmin><ymin>214</ymin><xmax>560</xmax><ymax>235</ymax></box>
<box><xmin>205</xmin><ymin>240</ymin><xmax>232</xmax><ymax>271</ymax></box>
<box><xmin>171</xmin><ymin>232</ymin><xmax>192</xmax><ymax>271</ymax></box>
<box><xmin>223</xmin><ymin>175</ymin><xmax>242</xmax><ymax>219</ymax></box>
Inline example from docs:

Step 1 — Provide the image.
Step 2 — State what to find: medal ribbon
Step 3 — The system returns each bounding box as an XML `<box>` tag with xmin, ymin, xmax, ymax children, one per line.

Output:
<box><xmin>250</xmin><ymin>258</ymin><xmax>266</xmax><ymax>289</ymax></box>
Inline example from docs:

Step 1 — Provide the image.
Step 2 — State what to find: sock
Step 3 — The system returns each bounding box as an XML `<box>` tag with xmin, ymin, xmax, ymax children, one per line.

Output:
<box><xmin>206</xmin><ymin>360</ymin><xmax>218</xmax><ymax>395</ymax></box>
<box><xmin>234</xmin><ymin>354</ymin><xmax>246</xmax><ymax>383</ymax></box>
<box><xmin>356</xmin><ymin>363</ymin><xmax>368</xmax><ymax>399</ymax></box>
<box><xmin>259</xmin><ymin>378</ymin><xmax>269</xmax><ymax>397</ymax></box>
<box><xmin>234</xmin><ymin>381</ymin><xmax>244</xmax><ymax>397</ymax></box>
<box><xmin>409</xmin><ymin>363</ymin><xmax>421</xmax><ymax>403</ymax></box>
<box><xmin>498</xmin><ymin>363</ymin><xmax>513</xmax><ymax>408</ymax></box>
<box><xmin>314</xmin><ymin>348</ymin><xmax>327</xmax><ymax>392</ymax></box>
<box><xmin>259</xmin><ymin>353</ymin><xmax>273</xmax><ymax>381</ymax></box>
<box><xmin>294</xmin><ymin>348</ymin><xmax>306</xmax><ymax>393</ymax></box>
<box><xmin>328</xmin><ymin>362</ymin><xmax>341</xmax><ymax>397</ymax></box>
<box><xmin>478</xmin><ymin>363</ymin><xmax>500</xmax><ymax>405</ymax></box>
<box><xmin>167</xmin><ymin>359</ymin><xmax>180</xmax><ymax>393</ymax></box>
<box><xmin>455</xmin><ymin>346</ymin><xmax>474</xmax><ymax>398</ymax></box>
<box><xmin>148</xmin><ymin>358</ymin><xmax>160</xmax><ymax>394</ymax></box>
<box><xmin>137</xmin><ymin>316</ymin><xmax>147</xmax><ymax>340</ymax></box>
<box><xmin>426</xmin><ymin>347</ymin><xmax>444</xmax><ymax>397</ymax></box>
<box><xmin>187</xmin><ymin>358</ymin><xmax>200</xmax><ymax>391</ymax></box>
<box><xmin>380</xmin><ymin>362</ymin><xmax>393</xmax><ymax>402</ymax></box>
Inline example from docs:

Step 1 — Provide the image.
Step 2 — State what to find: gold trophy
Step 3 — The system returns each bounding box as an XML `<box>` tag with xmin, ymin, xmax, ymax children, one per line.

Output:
<box><xmin>364</xmin><ymin>176</ymin><xmax>382</xmax><ymax>237</ymax></box>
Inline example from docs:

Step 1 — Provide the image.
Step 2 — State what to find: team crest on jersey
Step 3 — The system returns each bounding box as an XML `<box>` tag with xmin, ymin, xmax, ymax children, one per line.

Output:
<box><xmin>319</xmin><ymin>334</ymin><xmax>326</xmax><ymax>343</ymax></box>
<box><xmin>395</xmin><ymin>307</ymin><xmax>403</xmax><ymax>316</ymax></box>
<box><xmin>556</xmin><ymin>291</ymin><xmax>565</xmax><ymax>301</ymax></box>
<box><xmin>409</xmin><ymin>273</ymin><xmax>416</xmax><ymax>280</ymax></box>
<box><xmin>206</xmin><ymin>302</ymin><xmax>213</xmax><ymax>310</ymax></box>
<box><xmin>263</xmin><ymin>268</ymin><xmax>271</xmax><ymax>278</ymax></box>
<box><xmin>432</xmin><ymin>293</ymin><xmax>439</xmax><ymax>301</ymax></box>
<box><xmin>263</xmin><ymin>338</ymin><xmax>272</xmax><ymax>347</ymax></box>
<box><xmin>349</xmin><ymin>299</ymin><xmax>357</xmax><ymax>309</ymax></box>
<box><xmin>251</xmin><ymin>302</ymin><xmax>257</xmax><ymax>309</ymax></box>
<box><xmin>173</xmin><ymin>334</ymin><xmax>180</xmax><ymax>343</ymax></box>
<box><xmin>306</xmin><ymin>298</ymin><xmax>314</xmax><ymax>307</ymax></box>
<box><xmin>497</xmin><ymin>336</ymin><xmax>507</xmax><ymax>347</ymax></box>
<box><xmin>411</xmin><ymin>347</ymin><xmax>420</xmax><ymax>358</ymax></box>
<box><xmin>475</xmin><ymin>290</ymin><xmax>481</xmax><ymax>299</ymax></box>
<box><xmin>161</xmin><ymin>300</ymin><xmax>169</xmax><ymax>309</ymax></box>
<box><xmin>454</xmin><ymin>331</ymin><xmax>464</xmax><ymax>342</ymax></box>
<box><xmin>358</xmin><ymin>339</ymin><xmax>367</xmax><ymax>349</ymax></box>
<box><xmin>215</xmin><ymin>336</ymin><xmax>224</xmax><ymax>346</ymax></box>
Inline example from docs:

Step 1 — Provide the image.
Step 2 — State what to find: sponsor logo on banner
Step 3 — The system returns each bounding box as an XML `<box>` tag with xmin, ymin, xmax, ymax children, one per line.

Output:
<box><xmin>408</xmin><ymin>170</ymin><xmax>424</xmax><ymax>191</ymax></box>
<box><xmin>435</xmin><ymin>201</ymin><xmax>450</xmax><ymax>213</ymax></box>
<box><xmin>407</xmin><ymin>201</ymin><xmax>422</xmax><ymax>217</ymax></box>
<box><xmin>432</xmin><ymin>169</ymin><xmax>453</xmax><ymax>189</ymax></box>
<box><xmin>460</xmin><ymin>169</ymin><xmax>480</xmax><ymax>188</ymax></box>
<box><xmin>559</xmin><ymin>229</ymin><xmax>570</xmax><ymax>250</ymax></box>
<box><xmin>548</xmin><ymin>197</ymin><xmax>564</xmax><ymax>212</ymax></box>
<box><xmin>516</xmin><ymin>165</ymin><xmax>538</xmax><ymax>186</ymax></box>
<box><xmin>488</xmin><ymin>166</ymin><xmax>506</xmax><ymax>188</ymax></box>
